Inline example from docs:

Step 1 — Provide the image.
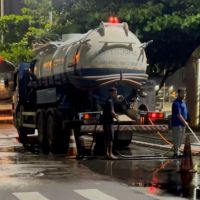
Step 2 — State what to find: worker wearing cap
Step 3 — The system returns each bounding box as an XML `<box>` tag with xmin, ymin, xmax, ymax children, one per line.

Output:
<box><xmin>102</xmin><ymin>87</ymin><xmax>118</xmax><ymax>159</ymax></box>
<box><xmin>171</xmin><ymin>88</ymin><xmax>189</xmax><ymax>158</ymax></box>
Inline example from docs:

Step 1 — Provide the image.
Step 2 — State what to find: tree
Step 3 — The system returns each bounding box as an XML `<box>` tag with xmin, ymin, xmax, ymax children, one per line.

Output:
<box><xmin>117</xmin><ymin>0</ymin><xmax>200</xmax><ymax>89</ymax></box>
<box><xmin>1</xmin><ymin>0</ymin><xmax>200</xmax><ymax>76</ymax></box>
<box><xmin>0</xmin><ymin>0</ymin><xmax>54</xmax><ymax>65</ymax></box>
<box><xmin>51</xmin><ymin>0</ymin><xmax>200</xmax><ymax>79</ymax></box>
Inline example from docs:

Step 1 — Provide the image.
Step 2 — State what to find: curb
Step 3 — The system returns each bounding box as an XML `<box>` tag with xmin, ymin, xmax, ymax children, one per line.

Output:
<box><xmin>0</xmin><ymin>135</ymin><xmax>18</xmax><ymax>139</ymax></box>
<box><xmin>0</xmin><ymin>145</ymin><xmax>23</xmax><ymax>152</ymax></box>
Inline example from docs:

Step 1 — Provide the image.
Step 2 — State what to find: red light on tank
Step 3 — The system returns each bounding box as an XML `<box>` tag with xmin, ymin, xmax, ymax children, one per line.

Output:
<box><xmin>108</xmin><ymin>16</ymin><xmax>119</xmax><ymax>23</ymax></box>
<box><xmin>113</xmin><ymin>16</ymin><xmax>119</xmax><ymax>23</ymax></box>
<box><xmin>83</xmin><ymin>113</ymin><xmax>90</xmax><ymax>120</ymax></box>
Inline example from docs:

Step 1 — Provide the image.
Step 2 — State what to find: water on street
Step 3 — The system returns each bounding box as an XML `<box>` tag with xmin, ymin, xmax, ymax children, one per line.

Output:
<box><xmin>0</xmin><ymin>124</ymin><xmax>199</xmax><ymax>200</ymax></box>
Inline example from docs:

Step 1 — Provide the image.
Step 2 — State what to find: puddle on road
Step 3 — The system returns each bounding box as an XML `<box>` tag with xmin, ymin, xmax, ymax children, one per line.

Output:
<box><xmin>0</xmin><ymin>140</ymin><xmax>199</xmax><ymax>199</ymax></box>
<box><xmin>80</xmin><ymin>158</ymin><xmax>200</xmax><ymax>199</ymax></box>
<box><xmin>130</xmin><ymin>171</ymin><xmax>199</xmax><ymax>199</ymax></box>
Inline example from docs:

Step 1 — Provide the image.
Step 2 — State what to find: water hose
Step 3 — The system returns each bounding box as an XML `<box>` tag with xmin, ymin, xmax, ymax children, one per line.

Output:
<box><xmin>148</xmin><ymin>118</ymin><xmax>173</xmax><ymax>146</ymax></box>
<box><xmin>186</xmin><ymin>123</ymin><xmax>200</xmax><ymax>144</ymax></box>
<box><xmin>115</xmin><ymin>119</ymin><xmax>173</xmax><ymax>159</ymax></box>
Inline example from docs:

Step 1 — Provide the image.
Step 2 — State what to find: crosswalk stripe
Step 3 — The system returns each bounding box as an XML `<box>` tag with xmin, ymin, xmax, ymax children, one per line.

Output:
<box><xmin>13</xmin><ymin>192</ymin><xmax>49</xmax><ymax>200</ymax></box>
<box><xmin>74</xmin><ymin>189</ymin><xmax>118</xmax><ymax>200</ymax></box>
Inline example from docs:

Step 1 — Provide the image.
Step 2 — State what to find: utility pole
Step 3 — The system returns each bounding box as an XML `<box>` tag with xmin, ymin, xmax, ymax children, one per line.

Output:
<box><xmin>0</xmin><ymin>0</ymin><xmax>4</xmax><ymax>16</ymax></box>
<box><xmin>49</xmin><ymin>0</ymin><xmax>53</xmax><ymax>24</ymax></box>
<box><xmin>0</xmin><ymin>0</ymin><xmax>4</xmax><ymax>44</ymax></box>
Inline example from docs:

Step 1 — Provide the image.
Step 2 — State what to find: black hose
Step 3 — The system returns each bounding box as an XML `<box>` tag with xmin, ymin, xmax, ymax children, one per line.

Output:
<box><xmin>77</xmin><ymin>155</ymin><xmax>174</xmax><ymax>160</ymax></box>
<box><xmin>116</xmin><ymin>150</ymin><xmax>174</xmax><ymax>160</ymax></box>
<box><xmin>114</xmin><ymin>120</ymin><xmax>174</xmax><ymax>159</ymax></box>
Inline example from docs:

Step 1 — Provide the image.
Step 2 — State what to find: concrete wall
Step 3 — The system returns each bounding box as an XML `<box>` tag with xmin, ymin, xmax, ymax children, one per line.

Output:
<box><xmin>185</xmin><ymin>47</ymin><xmax>200</xmax><ymax>128</ymax></box>
<box><xmin>164</xmin><ymin>46</ymin><xmax>200</xmax><ymax>128</ymax></box>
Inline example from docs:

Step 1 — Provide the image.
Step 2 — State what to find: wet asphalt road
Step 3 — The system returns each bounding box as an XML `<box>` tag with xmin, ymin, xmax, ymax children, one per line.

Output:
<box><xmin>0</xmin><ymin>124</ymin><xmax>200</xmax><ymax>200</ymax></box>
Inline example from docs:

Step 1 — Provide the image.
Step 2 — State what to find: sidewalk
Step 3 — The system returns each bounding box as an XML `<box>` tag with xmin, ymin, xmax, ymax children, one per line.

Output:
<box><xmin>0</xmin><ymin>125</ymin><xmax>21</xmax><ymax>152</ymax></box>
<box><xmin>0</xmin><ymin>104</ymin><xmax>13</xmax><ymax>124</ymax></box>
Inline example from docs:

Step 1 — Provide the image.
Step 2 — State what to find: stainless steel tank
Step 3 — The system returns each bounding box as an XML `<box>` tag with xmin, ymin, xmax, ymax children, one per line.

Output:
<box><xmin>35</xmin><ymin>22</ymin><xmax>148</xmax><ymax>90</ymax></box>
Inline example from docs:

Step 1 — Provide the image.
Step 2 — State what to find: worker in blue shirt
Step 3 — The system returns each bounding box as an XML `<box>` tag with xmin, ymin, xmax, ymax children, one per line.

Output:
<box><xmin>171</xmin><ymin>88</ymin><xmax>188</xmax><ymax>158</ymax></box>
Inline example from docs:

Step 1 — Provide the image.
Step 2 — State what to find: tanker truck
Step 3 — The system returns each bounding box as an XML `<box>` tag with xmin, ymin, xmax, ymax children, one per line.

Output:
<box><xmin>12</xmin><ymin>19</ymin><xmax>168</xmax><ymax>154</ymax></box>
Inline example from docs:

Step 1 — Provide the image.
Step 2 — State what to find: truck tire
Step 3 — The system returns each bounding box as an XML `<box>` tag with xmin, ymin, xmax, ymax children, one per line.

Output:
<box><xmin>17</xmin><ymin>127</ymin><xmax>35</xmax><ymax>144</ymax></box>
<box><xmin>16</xmin><ymin>106</ymin><xmax>34</xmax><ymax>144</ymax></box>
<box><xmin>115</xmin><ymin>139</ymin><xmax>132</xmax><ymax>147</ymax></box>
<box><xmin>114</xmin><ymin>132</ymin><xmax>132</xmax><ymax>148</ymax></box>
<box><xmin>47</xmin><ymin>114</ymin><xmax>68</xmax><ymax>154</ymax></box>
<box><xmin>17</xmin><ymin>127</ymin><xmax>27</xmax><ymax>144</ymax></box>
<box><xmin>37</xmin><ymin>111</ymin><xmax>49</xmax><ymax>154</ymax></box>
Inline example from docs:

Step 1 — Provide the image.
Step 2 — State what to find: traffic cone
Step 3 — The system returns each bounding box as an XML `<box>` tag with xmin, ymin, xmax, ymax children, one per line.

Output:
<box><xmin>180</xmin><ymin>135</ymin><xmax>196</xmax><ymax>173</ymax></box>
<box><xmin>67</xmin><ymin>129</ymin><xmax>77</xmax><ymax>158</ymax></box>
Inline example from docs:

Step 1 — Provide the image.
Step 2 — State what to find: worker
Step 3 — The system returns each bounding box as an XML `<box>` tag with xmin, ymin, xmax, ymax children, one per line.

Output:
<box><xmin>102</xmin><ymin>87</ymin><xmax>119</xmax><ymax>159</ymax></box>
<box><xmin>171</xmin><ymin>87</ymin><xmax>189</xmax><ymax>158</ymax></box>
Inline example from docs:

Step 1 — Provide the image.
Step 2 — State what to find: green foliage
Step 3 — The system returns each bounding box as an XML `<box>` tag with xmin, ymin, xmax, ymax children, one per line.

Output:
<box><xmin>0</xmin><ymin>0</ymin><xmax>53</xmax><ymax>65</ymax></box>
<box><xmin>0</xmin><ymin>42</ymin><xmax>33</xmax><ymax>65</ymax></box>
<box><xmin>22</xmin><ymin>0</ymin><xmax>52</xmax><ymax>26</ymax></box>
<box><xmin>50</xmin><ymin>0</ymin><xmax>200</xmax><ymax>90</ymax></box>
<box><xmin>0</xmin><ymin>15</ymin><xmax>31</xmax><ymax>43</ymax></box>
<box><xmin>115</xmin><ymin>0</ymin><xmax>200</xmax><ymax>77</ymax></box>
<box><xmin>0</xmin><ymin>0</ymin><xmax>200</xmax><ymax>74</ymax></box>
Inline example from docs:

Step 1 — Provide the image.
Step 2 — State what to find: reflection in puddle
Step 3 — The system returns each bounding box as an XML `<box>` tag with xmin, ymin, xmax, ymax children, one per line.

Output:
<box><xmin>81</xmin><ymin>158</ymin><xmax>200</xmax><ymax>199</ymax></box>
<box><xmin>136</xmin><ymin>160</ymin><xmax>199</xmax><ymax>199</ymax></box>
<box><xmin>0</xmin><ymin>142</ymin><xmax>199</xmax><ymax>199</ymax></box>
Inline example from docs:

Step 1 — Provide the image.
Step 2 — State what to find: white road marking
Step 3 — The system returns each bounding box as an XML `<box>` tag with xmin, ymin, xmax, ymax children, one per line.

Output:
<box><xmin>74</xmin><ymin>189</ymin><xmax>118</xmax><ymax>200</ymax></box>
<box><xmin>13</xmin><ymin>192</ymin><xmax>49</xmax><ymax>200</ymax></box>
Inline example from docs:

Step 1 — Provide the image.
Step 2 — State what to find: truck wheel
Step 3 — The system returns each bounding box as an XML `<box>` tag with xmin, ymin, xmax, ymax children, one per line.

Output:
<box><xmin>17</xmin><ymin>127</ymin><xmax>27</xmax><ymax>144</ymax></box>
<box><xmin>114</xmin><ymin>132</ymin><xmax>132</xmax><ymax>148</ymax></box>
<box><xmin>47</xmin><ymin>114</ymin><xmax>68</xmax><ymax>154</ymax></box>
<box><xmin>16</xmin><ymin>108</ymin><xmax>34</xmax><ymax>144</ymax></box>
<box><xmin>37</xmin><ymin>111</ymin><xmax>49</xmax><ymax>154</ymax></box>
<box><xmin>17</xmin><ymin>127</ymin><xmax>35</xmax><ymax>145</ymax></box>
<box><xmin>115</xmin><ymin>139</ymin><xmax>132</xmax><ymax>148</ymax></box>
